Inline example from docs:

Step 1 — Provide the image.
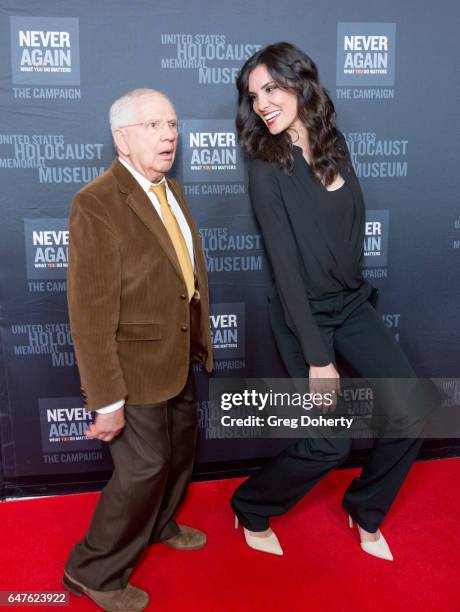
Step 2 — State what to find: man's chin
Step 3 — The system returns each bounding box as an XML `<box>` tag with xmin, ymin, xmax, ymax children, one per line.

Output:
<box><xmin>157</xmin><ymin>156</ymin><xmax>175</xmax><ymax>171</ymax></box>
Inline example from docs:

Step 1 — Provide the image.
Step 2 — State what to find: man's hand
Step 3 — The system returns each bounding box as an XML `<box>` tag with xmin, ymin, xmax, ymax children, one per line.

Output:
<box><xmin>86</xmin><ymin>408</ymin><xmax>125</xmax><ymax>442</ymax></box>
<box><xmin>309</xmin><ymin>363</ymin><xmax>341</xmax><ymax>413</ymax></box>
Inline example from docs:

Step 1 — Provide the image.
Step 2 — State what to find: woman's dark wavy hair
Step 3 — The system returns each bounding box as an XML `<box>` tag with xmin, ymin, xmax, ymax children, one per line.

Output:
<box><xmin>236</xmin><ymin>42</ymin><xmax>345</xmax><ymax>186</ymax></box>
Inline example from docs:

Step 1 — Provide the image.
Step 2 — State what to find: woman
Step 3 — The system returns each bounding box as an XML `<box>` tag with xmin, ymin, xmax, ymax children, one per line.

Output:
<box><xmin>231</xmin><ymin>42</ymin><xmax>428</xmax><ymax>560</ymax></box>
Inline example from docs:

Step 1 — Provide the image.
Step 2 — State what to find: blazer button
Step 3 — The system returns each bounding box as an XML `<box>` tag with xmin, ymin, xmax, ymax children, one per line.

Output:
<box><xmin>180</xmin><ymin>293</ymin><xmax>187</xmax><ymax>300</ymax></box>
<box><xmin>181</xmin><ymin>325</ymin><xmax>188</xmax><ymax>332</ymax></box>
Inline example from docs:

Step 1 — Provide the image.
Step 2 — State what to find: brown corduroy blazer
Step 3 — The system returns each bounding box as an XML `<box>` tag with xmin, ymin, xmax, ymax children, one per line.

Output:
<box><xmin>67</xmin><ymin>159</ymin><xmax>213</xmax><ymax>411</ymax></box>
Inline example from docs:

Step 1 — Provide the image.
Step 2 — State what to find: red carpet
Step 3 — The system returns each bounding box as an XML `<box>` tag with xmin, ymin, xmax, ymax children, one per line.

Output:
<box><xmin>1</xmin><ymin>458</ymin><xmax>459</xmax><ymax>611</ymax></box>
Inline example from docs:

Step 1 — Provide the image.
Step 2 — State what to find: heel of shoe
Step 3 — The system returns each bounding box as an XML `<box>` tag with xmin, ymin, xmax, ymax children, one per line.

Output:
<box><xmin>62</xmin><ymin>574</ymin><xmax>83</xmax><ymax>597</ymax></box>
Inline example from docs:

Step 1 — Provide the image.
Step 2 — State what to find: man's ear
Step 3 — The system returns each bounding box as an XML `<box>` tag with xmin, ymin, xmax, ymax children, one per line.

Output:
<box><xmin>113</xmin><ymin>128</ymin><xmax>129</xmax><ymax>156</ymax></box>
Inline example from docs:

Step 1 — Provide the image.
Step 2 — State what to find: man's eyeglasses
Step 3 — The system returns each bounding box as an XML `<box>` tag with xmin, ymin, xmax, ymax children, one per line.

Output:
<box><xmin>119</xmin><ymin>120</ymin><xmax>182</xmax><ymax>133</ymax></box>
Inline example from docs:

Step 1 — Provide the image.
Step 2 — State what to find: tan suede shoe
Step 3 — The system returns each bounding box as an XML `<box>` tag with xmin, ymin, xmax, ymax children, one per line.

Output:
<box><xmin>63</xmin><ymin>571</ymin><xmax>149</xmax><ymax>611</ymax></box>
<box><xmin>163</xmin><ymin>524</ymin><xmax>206</xmax><ymax>550</ymax></box>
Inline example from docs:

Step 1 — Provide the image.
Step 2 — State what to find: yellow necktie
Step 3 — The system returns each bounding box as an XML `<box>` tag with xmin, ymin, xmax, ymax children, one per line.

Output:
<box><xmin>149</xmin><ymin>182</ymin><xmax>195</xmax><ymax>300</ymax></box>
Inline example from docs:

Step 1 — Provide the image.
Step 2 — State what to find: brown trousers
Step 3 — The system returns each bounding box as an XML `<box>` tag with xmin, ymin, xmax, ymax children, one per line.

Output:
<box><xmin>65</xmin><ymin>367</ymin><xmax>197</xmax><ymax>591</ymax></box>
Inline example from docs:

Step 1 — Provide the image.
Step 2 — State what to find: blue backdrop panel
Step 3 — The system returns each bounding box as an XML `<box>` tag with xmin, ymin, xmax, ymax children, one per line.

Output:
<box><xmin>0</xmin><ymin>0</ymin><xmax>458</xmax><ymax>496</ymax></box>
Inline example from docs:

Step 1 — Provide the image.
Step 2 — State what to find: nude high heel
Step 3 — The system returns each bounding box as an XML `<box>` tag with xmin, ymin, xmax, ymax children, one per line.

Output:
<box><xmin>234</xmin><ymin>515</ymin><xmax>283</xmax><ymax>556</ymax></box>
<box><xmin>348</xmin><ymin>514</ymin><xmax>393</xmax><ymax>561</ymax></box>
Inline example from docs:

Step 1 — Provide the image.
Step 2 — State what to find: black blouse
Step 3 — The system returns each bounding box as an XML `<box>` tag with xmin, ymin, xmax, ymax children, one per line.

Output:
<box><xmin>248</xmin><ymin>132</ymin><xmax>365</xmax><ymax>367</ymax></box>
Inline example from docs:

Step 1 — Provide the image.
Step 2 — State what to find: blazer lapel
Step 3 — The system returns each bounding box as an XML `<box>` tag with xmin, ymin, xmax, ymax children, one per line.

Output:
<box><xmin>111</xmin><ymin>160</ymin><xmax>184</xmax><ymax>282</ymax></box>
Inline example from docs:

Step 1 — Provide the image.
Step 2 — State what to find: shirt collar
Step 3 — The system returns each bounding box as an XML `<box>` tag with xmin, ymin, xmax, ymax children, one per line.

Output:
<box><xmin>118</xmin><ymin>157</ymin><xmax>166</xmax><ymax>193</ymax></box>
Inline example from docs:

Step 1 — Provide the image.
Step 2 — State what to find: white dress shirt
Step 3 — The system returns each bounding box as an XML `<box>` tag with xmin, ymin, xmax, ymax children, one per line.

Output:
<box><xmin>96</xmin><ymin>158</ymin><xmax>194</xmax><ymax>415</ymax></box>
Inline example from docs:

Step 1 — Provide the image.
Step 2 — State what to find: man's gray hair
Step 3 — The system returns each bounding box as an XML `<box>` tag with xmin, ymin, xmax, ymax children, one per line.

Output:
<box><xmin>109</xmin><ymin>88</ymin><xmax>163</xmax><ymax>130</ymax></box>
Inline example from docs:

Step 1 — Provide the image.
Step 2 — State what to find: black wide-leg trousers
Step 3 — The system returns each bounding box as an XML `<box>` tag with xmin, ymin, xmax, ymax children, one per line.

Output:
<box><xmin>231</xmin><ymin>283</ymin><xmax>425</xmax><ymax>533</ymax></box>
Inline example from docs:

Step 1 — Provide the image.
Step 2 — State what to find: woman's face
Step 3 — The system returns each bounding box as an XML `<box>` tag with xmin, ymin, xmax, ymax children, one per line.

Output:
<box><xmin>248</xmin><ymin>63</ymin><xmax>302</xmax><ymax>136</ymax></box>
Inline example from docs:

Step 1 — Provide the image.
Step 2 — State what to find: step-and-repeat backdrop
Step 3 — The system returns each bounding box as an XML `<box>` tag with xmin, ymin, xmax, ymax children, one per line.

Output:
<box><xmin>0</xmin><ymin>0</ymin><xmax>458</xmax><ymax>496</ymax></box>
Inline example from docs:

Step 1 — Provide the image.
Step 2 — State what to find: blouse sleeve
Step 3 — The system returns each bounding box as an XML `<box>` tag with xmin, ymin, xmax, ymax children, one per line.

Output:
<box><xmin>248</xmin><ymin>159</ymin><xmax>331</xmax><ymax>367</ymax></box>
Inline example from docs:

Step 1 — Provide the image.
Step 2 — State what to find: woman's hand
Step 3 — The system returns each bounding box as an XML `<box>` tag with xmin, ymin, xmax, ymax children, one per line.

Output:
<box><xmin>309</xmin><ymin>363</ymin><xmax>341</xmax><ymax>413</ymax></box>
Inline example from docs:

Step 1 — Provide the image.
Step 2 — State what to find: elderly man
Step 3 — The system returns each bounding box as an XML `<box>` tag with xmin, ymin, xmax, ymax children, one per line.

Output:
<box><xmin>63</xmin><ymin>89</ymin><xmax>213</xmax><ymax>611</ymax></box>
